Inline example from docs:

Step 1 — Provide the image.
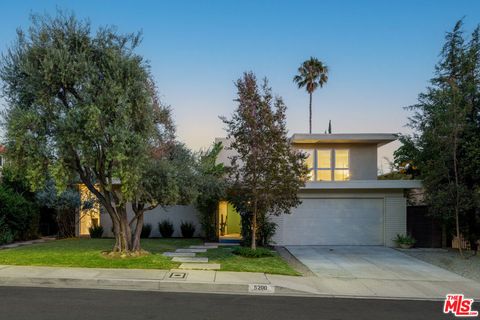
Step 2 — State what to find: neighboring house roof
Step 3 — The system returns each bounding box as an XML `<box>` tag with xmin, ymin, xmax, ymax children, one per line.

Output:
<box><xmin>290</xmin><ymin>133</ymin><xmax>397</xmax><ymax>147</ymax></box>
<box><xmin>0</xmin><ymin>145</ymin><xmax>5</xmax><ymax>154</ymax></box>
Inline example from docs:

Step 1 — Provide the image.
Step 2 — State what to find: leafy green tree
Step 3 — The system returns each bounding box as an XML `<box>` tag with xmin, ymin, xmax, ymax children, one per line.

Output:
<box><xmin>293</xmin><ymin>57</ymin><xmax>329</xmax><ymax>134</ymax></box>
<box><xmin>222</xmin><ymin>72</ymin><xmax>308</xmax><ymax>249</ymax></box>
<box><xmin>395</xmin><ymin>20</ymin><xmax>480</xmax><ymax>253</ymax></box>
<box><xmin>0</xmin><ymin>184</ymin><xmax>39</xmax><ymax>242</ymax></box>
<box><xmin>194</xmin><ymin>142</ymin><xmax>226</xmax><ymax>241</ymax></box>
<box><xmin>130</xmin><ymin>142</ymin><xmax>197</xmax><ymax>251</ymax></box>
<box><xmin>0</xmin><ymin>165</ymin><xmax>40</xmax><ymax>241</ymax></box>
<box><xmin>35</xmin><ymin>179</ymin><xmax>82</xmax><ymax>238</ymax></box>
<box><xmin>0</xmin><ymin>12</ymin><xmax>173</xmax><ymax>253</ymax></box>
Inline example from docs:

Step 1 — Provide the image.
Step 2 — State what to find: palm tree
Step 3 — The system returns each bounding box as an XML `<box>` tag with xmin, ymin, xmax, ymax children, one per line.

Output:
<box><xmin>293</xmin><ymin>57</ymin><xmax>329</xmax><ymax>133</ymax></box>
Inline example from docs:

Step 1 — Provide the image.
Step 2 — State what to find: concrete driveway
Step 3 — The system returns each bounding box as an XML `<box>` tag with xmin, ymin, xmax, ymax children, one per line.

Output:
<box><xmin>285</xmin><ymin>246</ymin><xmax>480</xmax><ymax>299</ymax></box>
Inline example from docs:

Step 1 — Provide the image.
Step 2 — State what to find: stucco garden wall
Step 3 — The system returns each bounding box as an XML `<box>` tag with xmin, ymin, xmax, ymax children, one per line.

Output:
<box><xmin>100</xmin><ymin>204</ymin><xmax>203</xmax><ymax>238</ymax></box>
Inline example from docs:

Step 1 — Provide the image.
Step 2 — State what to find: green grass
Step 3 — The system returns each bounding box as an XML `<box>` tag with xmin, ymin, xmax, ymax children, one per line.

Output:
<box><xmin>0</xmin><ymin>238</ymin><xmax>299</xmax><ymax>275</ymax></box>
<box><xmin>200</xmin><ymin>247</ymin><xmax>300</xmax><ymax>276</ymax></box>
<box><xmin>0</xmin><ymin>238</ymin><xmax>201</xmax><ymax>269</ymax></box>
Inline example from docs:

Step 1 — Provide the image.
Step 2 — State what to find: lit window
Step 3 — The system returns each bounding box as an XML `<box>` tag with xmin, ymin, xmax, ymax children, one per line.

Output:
<box><xmin>316</xmin><ymin>149</ymin><xmax>332</xmax><ymax>181</ymax></box>
<box><xmin>334</xmin><ymin>169</ymin><xmax>350</xmax><ymax>181</ymax></box>
<box><xmin>300</xmin><ymin>148</ymin><xmax>350</xmax><ymax>182</ymax></box>
<box><xmin>301</xmin><ymin>149</ymin><xmax>314</xmax><ymax>181</ymax></box>
<box><xmin>317</xmin><ymin>170</ymin><xmax>332</xmax><ymax>181</ymax></box>
<box><xmin>317</xmin><ymin>150</ymin><xmax>331</xmax><ymax>168</ymax></box>
<box><xmin>335</xmin><ymin>150</ymin><xmax>349</xmax><ymax>169</ymax></box>
<box><xmin>303</xmin><ymin>149</ymin><xmax>314</xmax><ymax>169</ymax></box>
<box><xmin>334</xmin><ymin>150</ymin><xmax>349</xmax><ymax>181</ymax></box>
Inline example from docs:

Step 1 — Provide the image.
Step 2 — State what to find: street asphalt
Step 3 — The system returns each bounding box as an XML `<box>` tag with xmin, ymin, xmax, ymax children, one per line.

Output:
<box><xmin>0</xmin><ymin>286</ymin><xmax>467</xmax><ymax>320</ymax></box>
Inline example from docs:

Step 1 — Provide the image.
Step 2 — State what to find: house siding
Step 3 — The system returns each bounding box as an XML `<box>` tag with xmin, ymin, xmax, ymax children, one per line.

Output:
<box><xmin>290</xmin><ymin>143</ymin><xmax>378</xmax><ymax>180</ymax></box>
<box><xmin>384</xmin><ymin>197</ymin><xmax>407</xmax><ymax>247</ymax></box>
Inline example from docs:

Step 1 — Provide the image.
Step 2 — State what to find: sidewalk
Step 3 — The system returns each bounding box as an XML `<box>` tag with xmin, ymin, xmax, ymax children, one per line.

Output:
<box><xmin>0</xmin><ymin>264</ymin><xmax>478</xmax><ymax>300</ymax></box>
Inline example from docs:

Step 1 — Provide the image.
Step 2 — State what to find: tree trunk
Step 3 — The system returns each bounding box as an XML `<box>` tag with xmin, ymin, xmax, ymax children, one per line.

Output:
<box><xmin>78</xmin><ymin>178</ymin><xmax>135</xmax><ymax>253</ymax></box>
<box><xmin>131</xmin><ymin>213</ymin><xmax>144</xmax><ymax>252</ymax></box>
<box><xmin>105</xmin><ymin>204</ymin><xmax>134</xmax><ymax>253</ymax></box>
<box><xmin>451</xmin><ymin>87</ymin><xmax>464</xmax><ymax>258</ymax></box>
<box><xmin>309</xmin><ymin>92</ymin><xmax>312</xmax><ymax>134</ymax></box>
<box><xmin>251</xmin><ymin>199</ymin><xmax>257</xmax><ymax>250</ymax></box>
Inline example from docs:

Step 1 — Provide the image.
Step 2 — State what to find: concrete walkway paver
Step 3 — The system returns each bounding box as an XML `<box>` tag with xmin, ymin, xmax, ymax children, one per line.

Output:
<box><xmin>189</xmin><ymin>245</ymin><xmax>218</xmax><ymax>249</ymax></box>
<box><xmin>172</xmin><ymin>257</ymin><xmax>208</xmax><ymax>263</ymax></box>
<box><xmin>164</xmin><ymin>242</ymin><xmax>223</xmax><ymax>270</ymax></box>
<box><xmin>175</xmin><ymin>248</ymin><xmax>207</xmax><ymax>253</ymax></box>
<box><xmin>163</xmin><ymin>252</ymin><xmax>196</xmax><ymax>257</ymax></box>
<box><xmin>204</xmin><ymin>242</ymin><xmax>239</xmax><ymax>246</ymax></box>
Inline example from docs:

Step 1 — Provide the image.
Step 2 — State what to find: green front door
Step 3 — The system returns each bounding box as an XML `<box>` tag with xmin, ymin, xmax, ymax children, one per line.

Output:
<box><xmin>226</xmin><ymin>203</ymin><xmax>241</xmax><ymax>234</ymax></box>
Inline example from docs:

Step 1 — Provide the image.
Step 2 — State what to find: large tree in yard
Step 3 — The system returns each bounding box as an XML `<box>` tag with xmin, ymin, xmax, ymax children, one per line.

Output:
<box><xmin>0</xmin><ymin>12</ymin><xmax>179</xmax><ymax>253</ymax></box>
<box><xmin>194</xmin><ymin>142</ymin><xmax>226</xmax><ymax>241</ymax></box>
<box><xmin>394</xmin><ymin>20</ymin><xmax>480</xmax><ymax>254</ymax></box>
<box><xmin>222</xmin><ymin>72</ymin><xmax>309</xmax><ymax>250</ymax></box>
<box><xmin>293</xmin><ymin>57</ymin><xmax>329</xmax><ymax>134</ymax></box>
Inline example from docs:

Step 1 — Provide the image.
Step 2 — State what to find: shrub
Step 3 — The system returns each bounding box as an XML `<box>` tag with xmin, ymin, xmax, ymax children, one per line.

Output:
<box><xmin>0</xmin><ymin>217</ymin><xmax>14</xmax><ymax>245</ymax></box>
<box><xmin>89</xmin><ymin>225</ymin><xmax>104</xmax><ymax>238</ymax></box>
<box><xmin>0</xmin><ymin>185</ymin><xmax>39</xmax><ymax>241</ymax></box>
<box><xmin>258</xmin><ymin>218</ymin><xmax>277</xmax><ymax>247</ymax></box>
<box><xmin>232</xmin><ymin>246</ymin><xmax>274</xmax><ymax>258</ymax></box>
<box><xmin>141</xmin><ymin>223</ymin><xmax>152</xmax><ymax>238</ymax></box>
<box><xmin>240</xmin><ymin>212</ymin><xmax>277</xmax><ymax>247</ymax></box>
<box><xmin>158</xmin><ymin>220</ymin><xmax>174</xmax><ymax>238</ymax></box>
<box><xmin>180</xmin><ymin>221</ymin><xmax>196</xmax><ymax>238</ymax></box>
<box><xmin>35</xmin><ymin>180</ymin><xmax>81</xmax><ymax>238</ymax></box>
<box><xmin>394</xmin><ymin>234</ymin><xmax>416</xmax><ymax>246</ymax></box>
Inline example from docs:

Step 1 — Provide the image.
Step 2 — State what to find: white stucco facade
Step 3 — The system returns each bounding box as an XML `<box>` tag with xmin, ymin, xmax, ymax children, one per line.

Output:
<box><xmin>100</xmin><ymin>204</ymin><xmax>203</xmax><ymax>238</ymax></box>
<box><xmin>215</xmin><ymin>133</ymin><xmax>421</xmax><ymax>247</ymax></box>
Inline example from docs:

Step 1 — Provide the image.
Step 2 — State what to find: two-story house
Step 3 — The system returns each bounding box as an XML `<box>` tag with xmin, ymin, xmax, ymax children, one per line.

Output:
<box><xmin>216</xmin><ymin>133</ymin><xmax>422</xmax><ymax>247</ymax></box>
<box><xmin>85</xmin><ymin>133</ymin><xmax>421</xmax><ymax>247</ymax></box>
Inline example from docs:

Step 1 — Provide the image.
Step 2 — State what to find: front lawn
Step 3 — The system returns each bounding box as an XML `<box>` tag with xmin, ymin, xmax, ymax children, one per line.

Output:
<box><xmin>0</xmin><ymin>238</ymin><xmax>298</xmax><ymax>275</ymax></box>
<box><xmin>200</xmin><ymin>246</ymin><xmax>300</xmax><ymax>276</ymax></box>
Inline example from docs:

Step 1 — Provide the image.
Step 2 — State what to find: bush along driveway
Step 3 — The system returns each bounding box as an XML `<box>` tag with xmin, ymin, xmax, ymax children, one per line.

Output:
<box><xmin>0</xmin><ymin>238</ymin><xmax>298</xmax><ymax>276</ymax></box>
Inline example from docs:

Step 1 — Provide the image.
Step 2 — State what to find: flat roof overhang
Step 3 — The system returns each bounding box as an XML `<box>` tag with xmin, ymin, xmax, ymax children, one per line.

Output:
<box><xmin>302</xmin><ymin>180</ymin><xmax>423</xmax><ymax>190</ymax></box>
<box><xmin>291</xmin><ymin>133</ymin><xmax>397</xmax><ymax>147</ymax></box>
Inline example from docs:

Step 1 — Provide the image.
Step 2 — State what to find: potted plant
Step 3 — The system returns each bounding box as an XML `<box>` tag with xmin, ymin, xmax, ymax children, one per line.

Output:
<box><xmin>394</xmin><ymin>234</ymin><xmax>416</xmax><ymax>249</ymax></box>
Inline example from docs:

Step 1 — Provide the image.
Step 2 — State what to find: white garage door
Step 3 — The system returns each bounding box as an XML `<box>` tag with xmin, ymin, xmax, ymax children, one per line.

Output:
<box><xmin>278</xmin><ymin>198</ymin><xmax>384</xmax><ymax>245</ymax></box>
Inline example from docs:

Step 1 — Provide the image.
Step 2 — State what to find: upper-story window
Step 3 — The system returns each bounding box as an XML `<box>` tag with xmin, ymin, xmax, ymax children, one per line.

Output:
<box><xmin>302</xmin><ymin>149</ymin><xmax>350</xmax><ymax>181</ymax></box>
<box><xmin>0</xmin><ymin>155</ymin><xmax>3</xmax><ymax>168</ymax></box>
<box><xmin>304</xmin><ymin>149</ymin><xmax>315</xmax><ymax>181</ymax></box>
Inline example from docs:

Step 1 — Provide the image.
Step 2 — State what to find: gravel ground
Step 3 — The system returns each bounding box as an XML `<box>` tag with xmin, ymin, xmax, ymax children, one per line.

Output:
<box><xmin>402</xmin><ymin>248</ymin><xmax>480</xmax><ymax>282</ymax></box>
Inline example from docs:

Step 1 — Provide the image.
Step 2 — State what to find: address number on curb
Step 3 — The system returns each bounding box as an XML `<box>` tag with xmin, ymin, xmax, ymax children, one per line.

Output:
<box><xmin>248</xmin><ymin>284</ymin><xmax>275</xmax><ymax>293</ymax></box>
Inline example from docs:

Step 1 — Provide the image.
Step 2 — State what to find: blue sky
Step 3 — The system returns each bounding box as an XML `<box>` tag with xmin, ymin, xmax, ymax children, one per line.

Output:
<box><xmin>1</xmin><ymin>0</ymin><xmax>480</xmax><ymax>171</ymax></box>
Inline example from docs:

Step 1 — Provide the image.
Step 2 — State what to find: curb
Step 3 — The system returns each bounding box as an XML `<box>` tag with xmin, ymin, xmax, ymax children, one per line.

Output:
<box><xmin>0</xmin><ymin>276</ymin><xmax>449</xmax><ymax>301</ymax></box>
<box><xmin>0</xmin><ymin>276</ymin><xmax>308</xmax><ymax>297</ymax></box>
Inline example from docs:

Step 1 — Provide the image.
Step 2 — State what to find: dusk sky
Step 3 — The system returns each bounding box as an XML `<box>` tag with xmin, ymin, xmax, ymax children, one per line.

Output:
<box><xmin>1</xmin><ymin>0</ymin><xmax>480</xmax><ymax>172</ymax></box>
